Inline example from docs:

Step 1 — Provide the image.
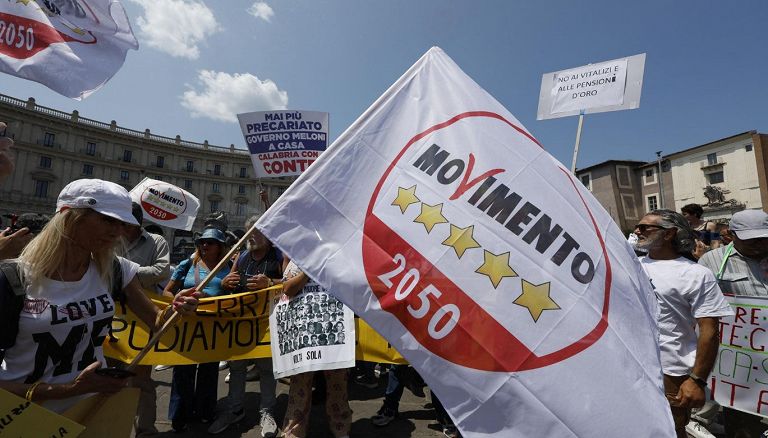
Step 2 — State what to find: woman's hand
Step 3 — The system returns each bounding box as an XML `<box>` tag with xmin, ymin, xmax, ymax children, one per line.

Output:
<box><xmin>172</xmin><ymin>287</ymin><xmax>202</xmax><ymax>314</ymax></box>
<box><xmin>71</xmin><ymin>361</ymin><xmax>127</xmax><ymax>396</ymax></box>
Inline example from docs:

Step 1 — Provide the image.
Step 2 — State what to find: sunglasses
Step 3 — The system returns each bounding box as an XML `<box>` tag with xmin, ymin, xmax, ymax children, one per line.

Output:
<box><xmin>197</xmin><ymin>239</ymin><xmax>220</xmax><ymax>246</ymax></box>
<box><xmin>634</xmin><ymin>224</ymin><xmax>669</xmax><ymax>233</ymax></box>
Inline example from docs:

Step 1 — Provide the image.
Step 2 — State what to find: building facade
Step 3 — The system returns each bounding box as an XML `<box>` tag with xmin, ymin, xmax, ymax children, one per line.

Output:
<box><xmin>576</xmin><ymin>131</ymin><xmax>767</xmax><ymax>230</ymax></box>
<box><xmin>0</xmin><ymin>94</ymin><xmax>292</xmax><ymax>260</ymax></box>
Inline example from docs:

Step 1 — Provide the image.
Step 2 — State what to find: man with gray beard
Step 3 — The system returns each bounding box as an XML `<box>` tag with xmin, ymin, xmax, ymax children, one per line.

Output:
<box><xmin>208</xmin><ymin>214</ymin><xmax>283</xmax><ymax>437</ymax></box>
<box><xmin>634</xmin><ymin>209</ymin><xmax>733</xmax><ymax>438</ymax></box>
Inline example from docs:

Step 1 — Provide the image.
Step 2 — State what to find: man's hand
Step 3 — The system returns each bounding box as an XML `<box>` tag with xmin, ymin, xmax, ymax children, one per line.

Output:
<box><xmin>245</xmin><ymin>274</ymin><xmax>270</xmax><ymax>290</ymax></box>
<box><xmin>222</xmin><ymin>271</ymin><xmax>240</xmax><ymax>290</ymax></box>
<box><xmin>0</xmin><ymin>227</ymin><xmax>33</xmax><ymax>259</ymax></box>
<box><xmin>0</xmin><ymin>122</ymin><xmax>14</xmax><ymax>183</ymax></box>
<box><xmin>669</xmin><ymin>378</ymin><xmax>705</xmax><ymax>409</ymax></box>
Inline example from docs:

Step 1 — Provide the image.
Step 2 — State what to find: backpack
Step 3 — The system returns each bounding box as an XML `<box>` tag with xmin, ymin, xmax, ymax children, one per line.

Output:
<box><xmin>0</xmin><ymin>258</ymin><xmax>124</xmax><ymax>351</ymax></box>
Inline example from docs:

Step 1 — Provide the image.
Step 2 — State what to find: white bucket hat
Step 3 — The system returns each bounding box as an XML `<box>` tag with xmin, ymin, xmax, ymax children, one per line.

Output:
<box><xmin>56</xmin><ymin>179</ymin><xmax>139</xmax><ymax>226</ymax></box>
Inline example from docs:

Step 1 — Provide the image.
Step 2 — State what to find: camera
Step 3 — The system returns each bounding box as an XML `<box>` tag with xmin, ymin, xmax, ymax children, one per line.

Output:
<box><xmin>7</xmin><ymin>213</ymin><xmax>51</xmax><ymax>234</ymax></box>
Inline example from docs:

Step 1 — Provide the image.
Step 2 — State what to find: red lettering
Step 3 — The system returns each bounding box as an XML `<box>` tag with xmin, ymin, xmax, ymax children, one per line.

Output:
<box><xmin>719</xmin><ymin>321</ymin><xmax>728</xmax><ymax>343</ymax></box>
<box><xmin>448</xmin><ymin>153</ymin><xmax>504</xmax><ymax>201</ymax></box>
<box><xmin>730</xmin><ymin>324</ymin><xmax>744</xmax><ymax>348</ymax></box>
<box><xmin>751</xmin><ymin>328</ymin><xmax>766</xmax><ymax>352</ymax></box>
<box><xmin>752</xmin><ymin>308</ymin><xmax>762</xmax><ymax>325</ymax></box>
<box><xmin>735</xmin><ymin>306</ymin><xmax>747</xmax><ymax>324</ymax></box>
<box><xmin>284</xmin><ymin>160</ymin><xmax>296</xmax><ymax>173</ymax></box>
<box><xmin>720</xmin><ymin>379</ymin><xmax>750</xmax><ymax>406</ymax></box>
<box><xmin>758</xmin><ymin>390</ymin><xmax>768</xmax><ymax>414</ymax></box>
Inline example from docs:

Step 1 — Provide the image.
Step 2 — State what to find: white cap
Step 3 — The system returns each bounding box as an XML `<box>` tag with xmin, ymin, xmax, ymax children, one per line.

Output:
<box><xmin>730</xmin><ymin>210</ymin><xmax>768</xmax><ymax>240</ymax></box>
<box><xmin>56</xmin><ymin>179</ymin><xmax>139</xmax><ymax>226</ymax></box>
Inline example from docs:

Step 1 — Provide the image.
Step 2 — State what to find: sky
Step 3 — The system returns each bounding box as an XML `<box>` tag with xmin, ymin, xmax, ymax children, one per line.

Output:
<box><xmin>1</xmin><ymin>0</ymin><xmax>767</xmax><ymax>169</ymax></box>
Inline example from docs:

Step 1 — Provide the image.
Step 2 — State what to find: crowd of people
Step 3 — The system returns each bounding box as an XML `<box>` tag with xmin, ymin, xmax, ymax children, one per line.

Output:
<box><xmin>0</xmin><ymin>116</ymin><xmax>767</xmax><ymax>438</ymax></box>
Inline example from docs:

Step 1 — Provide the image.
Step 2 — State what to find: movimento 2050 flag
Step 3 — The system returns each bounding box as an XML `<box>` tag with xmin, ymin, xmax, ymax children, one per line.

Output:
<box><xmin>0</xmin><ymin>0</ymin><xmax>138</xmax><ymax>99</ymax></box>
<box><xmin>130</xmin><ymin>177</ymin><xmax>200</xmax><ymax>231</ymax></box>
<box><xmin>258</xmin><ymin>47</ymin><xmax>674</xmax><ymax>437</ymax></box>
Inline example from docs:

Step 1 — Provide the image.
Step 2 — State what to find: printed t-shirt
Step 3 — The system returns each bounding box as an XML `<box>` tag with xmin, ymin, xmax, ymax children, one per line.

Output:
<box><xmin>639</xmin><ymin>256</ymin><xmax>734</xmax><ymax>376</ymax></box>
<box><xmin>0</xmin><ymin>257</ymin><xmax>139</xmax><ymax>413</ymax></box>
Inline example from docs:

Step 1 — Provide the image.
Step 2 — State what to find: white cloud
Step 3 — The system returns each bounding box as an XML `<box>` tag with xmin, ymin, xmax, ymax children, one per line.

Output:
<box><xmin>181</xmin><ymin>70</ymin><xmax>289</xmax><ymax>122</ymax></box>
<box><xmin>248</xmin><ymin>2</ymin><xmax>274</xmax><ymax>22</ymax></box>
<box><xmin>130</xmin><ymin>0</ymin><xmax>219</xmax><ymax>60</ymax></box>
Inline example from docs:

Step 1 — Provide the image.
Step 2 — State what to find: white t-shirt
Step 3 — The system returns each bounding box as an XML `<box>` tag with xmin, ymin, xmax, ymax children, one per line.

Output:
<box><xmin>0</xmin><ymin>257</ymin><xmax>138</xmax><ymax>412</ymax></box>
<box><xmin>639</xmin><ymin>256</ymin><xmax>733</xmax><ymax>376</ymax></box>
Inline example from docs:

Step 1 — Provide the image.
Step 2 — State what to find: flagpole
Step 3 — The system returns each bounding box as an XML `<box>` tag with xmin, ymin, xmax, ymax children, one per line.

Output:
<box><xmin>570</xmin><ymin>110</ymin><xmax>585</xmax><ymax>173</ymax></box>
<box><xmin>126</xmin><ymin>220</ymin><xmax>266</xmax><ymax>371</ymax></box>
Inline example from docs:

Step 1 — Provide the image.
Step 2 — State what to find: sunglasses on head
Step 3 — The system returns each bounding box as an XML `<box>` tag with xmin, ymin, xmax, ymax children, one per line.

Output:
<box><xmin>634</xmin><ymin>224</ymin><xmax>669</xmax><ymax>233</ymax></box>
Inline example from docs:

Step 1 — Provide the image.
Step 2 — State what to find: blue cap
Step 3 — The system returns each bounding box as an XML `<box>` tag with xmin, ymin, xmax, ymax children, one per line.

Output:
<box><xmin>195</xmin><ymin>228</ymin><xmax>227</xmax><ymax>244</ymax></box>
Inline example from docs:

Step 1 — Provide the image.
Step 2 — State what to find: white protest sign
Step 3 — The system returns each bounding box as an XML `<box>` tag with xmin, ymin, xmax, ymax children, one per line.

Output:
<box><xmin>129</xmin><ymin>178</ymin><xmax>200</xmax><ymax>231</ymax></box>
<box><xmin>258</xmin><ymin>47</ymin><xmax>674</xmax><ymax>437</ymax></box>
<box><xmin>713</xmin><ymin>295</ymin><xmax>768</xmax><ymax>417</ymax></box>
<box><xmin>237</xmin><ymin>110</ymin><xmax>329</xmax><ymax>178</ymax></box>
<box><xmin>269</xmin><ymin>263</ymin><xmax>355</xmax><ymax>378</ymax></box>
<box><xmin>537</xmin><ymin>53</ymin><xmax>645</xmax><ymax>120</ymax></box>
<box><xmin>550</xmin><ymin>58</ymin><xmax>627</xmax><ymax>114</ymax></box>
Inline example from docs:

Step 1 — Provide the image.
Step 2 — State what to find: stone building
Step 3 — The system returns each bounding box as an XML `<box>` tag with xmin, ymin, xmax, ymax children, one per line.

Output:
<box><xmin>0</xmin><ymin>93</ymin><xmax>292</xmax><ymax>261</ymax></box>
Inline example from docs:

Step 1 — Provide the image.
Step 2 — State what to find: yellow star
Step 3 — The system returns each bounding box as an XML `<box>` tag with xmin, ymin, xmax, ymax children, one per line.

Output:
<box><xmin>442</xmin><ymin>224</ymin><xmax>481</xmax><ymax>258</ymax></box>
<box><xmin>391</xmin><ymin>185</ymin><xmax>420</xmax><ymax>214</ymax></box>
<box><xmin>413</xmin><ymin>202</ymin><xmax>448</xmax><ymax>233</ymax></box>
<box><xmin>475</xmin><ymin>250</ymin><xmax>517</xmax><ymax>288</ymax></box>
<box><xmin>514</xmin><ymin>280</ymin><xmax>560</xmax><ymax>322</ymax></box>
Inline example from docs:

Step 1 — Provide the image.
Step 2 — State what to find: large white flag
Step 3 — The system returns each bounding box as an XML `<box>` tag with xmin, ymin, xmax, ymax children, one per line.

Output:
<box><xmin>0</xmin><ymin>0</ymin><xmax>138</xmax><ymax>99</ymax></box>
<box><xmin>258</xmin><ymin>47</ymin><xmax>674</xmax><ymax>437</ymax></box>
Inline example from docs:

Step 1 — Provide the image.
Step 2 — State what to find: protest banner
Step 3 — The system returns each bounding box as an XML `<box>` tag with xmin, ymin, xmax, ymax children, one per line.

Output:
<box><xmin>237</xmin><ymin>110</ymin><xmax>329</xmax><ymax>178</ymax></box>
<box><xmin>103</xmin><ymin>289</ymin><xmax>405</xmax><ymax>365</ymax></box>
<box><xmin>256</xmin><ymin>47</ymin><xmax>675</xmax><ymax>437</ymax></box>
<box><xmin>129</xmin><ymin>177</ymin><xmax>200</xmax><ymax>230</ymax></box>
<box><xmin>712</xmin><ymin>295</ymin><xmax>768</xmax><ymax>417</ymax></box>
<box><xmin>536</xmin><ymin>53</ymin><xmax>646</xmax><ymax>120</ymax></box>
<box><xmin>0</xmin><ymin>387</ymin><xmax>85</xmax><ymax>437</ymax></box>
<box><xmin>0</xmin><ymin>0</ymin><xmax>138</xmax><ymax>99</ymax></box>
<box><xmin>269</xmin><ymin>276</ymin><xmax>356</xmax><ymax>378</ymax></box>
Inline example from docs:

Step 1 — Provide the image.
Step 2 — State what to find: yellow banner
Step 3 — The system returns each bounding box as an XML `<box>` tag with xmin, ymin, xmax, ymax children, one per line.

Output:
<box><xmin>104</xmin><ymin>288</ymin><xmax>406</xmax><ymax>365</ymax></box>
<box><xmin>0</xmin><ymin>387</ymin><xmax>85</xmax><ymax>437</ymax></box>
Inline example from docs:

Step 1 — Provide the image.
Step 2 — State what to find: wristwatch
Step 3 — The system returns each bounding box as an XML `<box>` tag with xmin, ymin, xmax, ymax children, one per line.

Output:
<box><xmin>688</xmin><ymin>373</ymin><xmax>707</xmax><ymax>388</ymax></box>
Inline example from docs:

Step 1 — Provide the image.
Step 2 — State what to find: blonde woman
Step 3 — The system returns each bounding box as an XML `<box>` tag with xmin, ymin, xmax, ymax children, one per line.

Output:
<box><xmin>0</xmin><ymin>179</ymin><xmax>200</xmax><ymax>413</ymax></box>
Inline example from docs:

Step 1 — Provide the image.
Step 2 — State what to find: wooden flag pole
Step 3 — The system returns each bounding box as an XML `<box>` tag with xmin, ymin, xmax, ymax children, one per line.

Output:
<box><xmin>126</xmin><ymin>220</ymin><xmax>263</xmax><ymax>371</ymax></box>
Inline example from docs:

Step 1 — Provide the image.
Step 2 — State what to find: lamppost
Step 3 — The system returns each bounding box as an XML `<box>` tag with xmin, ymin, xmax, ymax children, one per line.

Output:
<box><xmin>656</xmin><ymin>151</ymin><xmax>665</xmax><ymax>209</ymax></box>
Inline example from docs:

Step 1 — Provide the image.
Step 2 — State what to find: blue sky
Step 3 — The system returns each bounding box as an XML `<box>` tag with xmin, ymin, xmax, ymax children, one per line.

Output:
<box><xmin>2</xmin><ymin>0</ymin><xmax>767</xmax><ymax>168</ymax></box>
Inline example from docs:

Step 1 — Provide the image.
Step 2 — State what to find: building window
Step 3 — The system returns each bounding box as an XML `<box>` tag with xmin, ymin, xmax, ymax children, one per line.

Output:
<box><xmin>708</xmin><ymin>171</ymin><xmax>724</xmax><ymax>184</ymax></box>
<box><xmin>238</xmin><ymin>184</ymin><xmax>246</xmax><ymax>195</ymax></box>
<box><xmin>643</xmin><ymin>168</ymin><xmax>656</xmax><ymax>185</ymax></box>
<box><xmin>120</xmin><ymin>170</ymin><xmax>130</xmax><ymax>181</ymax></box>
<box><xmin>123</xmin><ymin>149</ymin><xmax>132</xmax><ymax>163</ymax></box>
<box><xmin>240</xmin><ymin>167</ymin><xmax>247</xmax><ymax>178</ymax></box>
<box><xmin>39</xmin><ymin>156</ymin><xmax>52</xmax><ymax>169</ymax></box>
<box><xmin>615</xmin><ymin>166</ymin><xmax>632</xmax><ymax>189</ymax></box>
<box><xmin>707</xmin><ymin>153</ymin><xmax>717</xmax><ymax>166</ymax></box>
<box><xmin>746</xmin><ymin>144</ymin><xmax>753</xmax><ymax>152</ymax></box>
<box><xmin>85</xmin><ymin>142</ymin><xmax>96</xmax><ymax>156</ymax></box>
<box><xmin>186</xmin><ymin>160</ymin><xmax>194</xmax><ymax>172</ymax></box>
<box><xmin>620</xmin><ymin>194</ymin><xmax>638</xmax><ymax>220</ymax></box>
<box><xmin>214</xmin><ymin>164</ymin><xmax>221</xmax><ymax>176</ymax></box>
<box><xmin>43</xmin><ymin>132</ymin><xmax>55</xmax><ymax>147</ymax></box>
<box><xmin>579</xmin><ymin>174</ymin><xmax>591</xmax><ymax>191</ymax></box>
<box><xmin>156</xmin><ymin>155</ymin><xmax>164</xmax><ymax>168</ymax></box>
<box><xmin>82</xmin><ymin>164</ymin><xmax>93</xmax><ymax>175</ymax></box>
<box><xmin>34</xmin><ymin>180</ymin><xmax>48</xmax><ymax>198</ymax></box>
<box><xmin>184</xmin><ymin>179</ymin><xmax>193</xmax><ymax>190</ymax></box>
<box><xmin>212</xmin><ymin>183</ymin><xmax>220</xmax><ymax>193</ymax></box>
<box><xmin>647</xmin><ymin>195</ymin><xmax>658</xmax><ymax>212</ymax></box>
<box><xmin>210</xmin><ymin>200</ymin><xmax>220</xmax><ymax>212</ymax></box>
<box><xmin>235</xmin><ymin>202</ymin><xmax>246</xmax><ymax>216</ymax></box>
<box><xmin>154</xmin><ymin>175</ymin><xmax>163</xmax><ymax>181</ymax></box>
